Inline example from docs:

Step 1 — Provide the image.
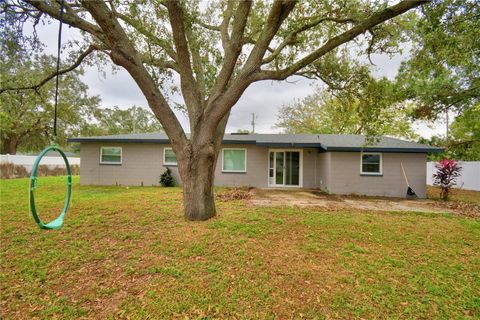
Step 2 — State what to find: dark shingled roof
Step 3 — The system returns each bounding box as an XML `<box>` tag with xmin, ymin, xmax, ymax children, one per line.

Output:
<box><xmin>68</xmin><ymin>133</ymin><xmax>443</xmax><ymax>153</ymax></box>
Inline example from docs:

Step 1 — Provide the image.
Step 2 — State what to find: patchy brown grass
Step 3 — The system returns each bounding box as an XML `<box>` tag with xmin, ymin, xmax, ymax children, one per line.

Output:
<box><xmin>427</xmin><ymin>185</ymin><xmax>480</xmax><ymax>205</ymax></box>
<box><xmin>427</xmin><ymin>186</ymin><xmax>480</xmax><ymax>218</ymax></box>
<box><xmin>1</xmin><ymin>177</ymin><xmax>479</xmax><ymax>319</ymax></box>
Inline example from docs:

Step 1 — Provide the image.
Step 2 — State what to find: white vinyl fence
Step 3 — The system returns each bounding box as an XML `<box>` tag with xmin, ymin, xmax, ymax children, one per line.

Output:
<box><xmin>0</xmin><ymin>153</ymin><xmax>80</xmax><ymax>172</ymax></box>
<box><xmin>427</xmin><ymin>161</ymin><xmax>480</xmax><ymax>191</ymax></box>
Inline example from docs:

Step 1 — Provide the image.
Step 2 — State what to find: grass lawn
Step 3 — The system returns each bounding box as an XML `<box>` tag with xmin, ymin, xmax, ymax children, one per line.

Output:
<box><xmin>1</xmin><ymin>176</ymin><xmax>479</xmax><ymax>319</ymax></box>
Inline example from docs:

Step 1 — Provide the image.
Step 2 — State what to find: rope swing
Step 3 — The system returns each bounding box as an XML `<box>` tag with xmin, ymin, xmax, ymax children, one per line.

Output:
<box><xmin>29</xmin><ymin>0</ymin><xmax>72</xmax><ymax>230</ymax></box>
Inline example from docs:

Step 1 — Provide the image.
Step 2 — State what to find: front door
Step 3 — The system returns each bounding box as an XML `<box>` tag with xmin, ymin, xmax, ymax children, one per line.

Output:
<box><xmin>268</xmin><ymin>150</ymin><xmax>301</xmax><ymax>187</ymax></box>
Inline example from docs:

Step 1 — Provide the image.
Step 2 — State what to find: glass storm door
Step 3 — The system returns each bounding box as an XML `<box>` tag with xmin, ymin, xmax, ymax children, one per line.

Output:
<box><xmin>268</xmin><ymin>151</ymin><xmax>300</xmax><ymax>186</ymax></box>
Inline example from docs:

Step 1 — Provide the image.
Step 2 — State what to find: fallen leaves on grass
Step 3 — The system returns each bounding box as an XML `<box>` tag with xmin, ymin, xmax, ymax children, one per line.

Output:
<box><xmin>216</xmin><ymin>187</ymin><xmax>252</xmax><ymax>201</ymax></box>
<box><xmin>433</xmin><ymin>201</ymin><xmax>480</xmax><ymax>218</ymax></box>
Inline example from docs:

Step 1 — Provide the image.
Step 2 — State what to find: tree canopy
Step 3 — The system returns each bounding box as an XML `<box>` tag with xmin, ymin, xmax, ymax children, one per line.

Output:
<box><xmin>2</xmin><ymin>0</ymin><xmax>427</xmax><ymax>143</ymax></box>
<box><xmin>449</xmin><ymin>105</ymin><xmax>480</xmax><ymax>160</ymax></box>
<box><xmin>277</xmin><ymin>0</ymin><xmax>479</xmax><ymax>150</ymax></box>
<box><xmin>0</xmin><ymin>47</ymin><xmax>162</xmax><ymax>154</ymax></box>
<box><xmin>0</xmin><ymin>53</ymin><xmax>100</xmax><ymax>154</ymax></box>
<box><xmin>0</xmin><ymin>5</ymin><xmax>164</xmax><ymax>154</ymax></box>
<box><xmin>394</xmin><ymin>0</ymin><xmax>480</xmax><ymax>160</ymax></box>
<box><xmin>396</xmin><ymin>0</ymin><xmax>479</xmax><ymax>119</ymax></box>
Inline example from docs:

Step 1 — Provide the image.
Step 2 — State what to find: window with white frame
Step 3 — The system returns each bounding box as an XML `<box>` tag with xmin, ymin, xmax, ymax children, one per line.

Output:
<box><xmin>222</xmin><ymin>148</ymin><xmax>246</xmax><ymax>172</ymax></box>
<box><xmin>361</xmin><ymin>152</ymin><xmax>382</xmax><ymax>175</ymax></box>
<box><xmin>163</xmin><ymin>148</ymin><xmax>178</xmax><ymax>165</ymax></box>
<box><xmin>100</xmin><ymin>147</ymin><xmax>122</xmax><ymax>164</ymax></box>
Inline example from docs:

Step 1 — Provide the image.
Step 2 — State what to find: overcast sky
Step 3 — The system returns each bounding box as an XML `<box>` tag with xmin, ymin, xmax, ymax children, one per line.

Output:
<box><xmin>32</xmin><ymin>20</ymin><xmax>445</xmax><ymax>139</ymax></box>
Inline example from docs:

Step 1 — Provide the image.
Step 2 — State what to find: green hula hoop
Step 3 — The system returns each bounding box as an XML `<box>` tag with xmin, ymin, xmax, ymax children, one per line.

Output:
<box><xmin>29</xmin><ymin>146</ymin><xmax>72</xmax><ymax>230</ymax></box>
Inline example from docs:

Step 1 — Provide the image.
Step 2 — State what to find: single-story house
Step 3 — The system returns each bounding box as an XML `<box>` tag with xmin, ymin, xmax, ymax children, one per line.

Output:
<box><xmin>68</xmin><ymin>133</ymin><xmax>443</xmax><ymax>198</ymax></box>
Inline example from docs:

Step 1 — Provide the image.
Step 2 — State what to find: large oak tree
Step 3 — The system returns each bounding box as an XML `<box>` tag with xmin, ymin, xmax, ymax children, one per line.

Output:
<box><xmin>2</xmin><ymin>0</ymin><xmax>428</xmax><ymax>220</ymax></box>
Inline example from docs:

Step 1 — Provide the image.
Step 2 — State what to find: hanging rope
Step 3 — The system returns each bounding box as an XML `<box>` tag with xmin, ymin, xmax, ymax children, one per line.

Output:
<box><xmin>53</xmin><ymin>0</ymin><xmax>65</xmax><ymax>138</ymax></box>
<box><xmin>29</xmin><ymin>0</ymin><xmax>72</xmax><ymax>230</ymax></box>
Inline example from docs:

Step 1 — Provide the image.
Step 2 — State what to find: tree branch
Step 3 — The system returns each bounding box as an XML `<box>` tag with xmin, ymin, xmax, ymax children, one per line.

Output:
<box><xmin>185</xmin><ymin>27</ymin><xmax>207</xmax><ymax>103</ymax></box>
<box><xmin>242</xmin><ymin>0</ymin><xmax>297</xmax><ymax>73</ymax></box>
<box><xmin>294</xmin><ymin>70</ymin><xmax>352</xmax><ymax>90</ymax></box>
<box><xmin>139</xmin><ymin>54</ymin><xmax>179</xmax><ymax>73</ymax></box>
<box><xmin>0</xmin><ymin>45</ymin><xmax>102</xmax><ymax>93</ymax></box>
<box><xmin>164</xmin><ymin>0</ymin><xmax>203</xmax><ymax>127</ymax></box>
<box><xmin>207</xmin><ymin>0</ymin><xmax>252</xmax><ymax>107</ymax></box>
<box><xmin>263</xmin><ymin>15</ymin><xmax>357</xmax><ymax>64</ymax></box>
<box><xmin>447</xmin><ymin>139</ymin><xmax>479</xmax><ymax>147</ymax></box>
<box><xmin>194</xmin><ymin>19</ymin><xmax>221</xmax><ymax>32</ymax></box>
<box><xmin>204</xmin><ymin>0</ymin><xmax>297</xmax><ymax>129</ymax></box>
<box><xmin>366</xmin><ymin>28</ymin><xmax>377</xmax><ymax>65</ymax></box>
<box><xmin>24</xmin><ymin>0</ymin><xmax>107</xmax><ymax>44</ymax></box>
<box><xmin>255</xmin><ymin>0</ymin><xmax>429</xmax><ymax>81</ymax></box>
<box><xmin>80</xmin><ymin>0</ymin><xmax>188</xmax><ymax>150</ymax></box>
<box><xmin>115</xmin><ymin>12</ymin><xmax>177</xmax><ymax>61</ymax></box>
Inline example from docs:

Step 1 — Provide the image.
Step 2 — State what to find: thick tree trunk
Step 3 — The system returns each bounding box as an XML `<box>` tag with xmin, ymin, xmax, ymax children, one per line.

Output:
<box><xmin>179</xmin><ymin>144</ymin><xmax>218</xmax><ymax>221</ymax></box>
<box><xmin>1</xmin><ymin>138</ymin><xmax>18</xmax><ymax>155</ymax></box>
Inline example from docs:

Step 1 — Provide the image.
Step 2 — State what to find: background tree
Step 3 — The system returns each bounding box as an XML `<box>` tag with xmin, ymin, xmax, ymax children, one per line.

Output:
<box><xmin>419</xmin><ymin>104</ymin><xmax>480</xmax><ymax>161</ymax></box>
<box><xmin>0</xmin><ymin>54</ymin><xmax>100</xmax><ymax>154</ymax></box>
<box><xmin>83</xmin><ymin>105</ymin><xmax>163</xmax><ymax>136</ymax></box>
<box><xmin>276</xmin><ymin>74</ymin><xmax>417</xmax><ymax>139</ymax></box>
<box><xmin>71</xmin><ymin>105</ymin><xmax>164</xmax><ymax>154</ymax></box>
<box><xmin>235</xmin><ymin>129</ymin><xmax>251</xmax><ymax>134</ymax></box>
<box><xmin>448</xmin><ymin>105</ymin><xmax>480</xmax><ymax>160</ymax></box>
<box><xmin>2</xmin><ymin>0</ymin><xmax>428</xmax><ymax>220</ymax></box>
<box><xmin>396</xmin><ymin>0</ymin><xmax>479</xmax><ymax>119</ymax></box>
<box><xmin>0</xmin><ymin>4</ymin><xmax>100</xmax><ymax>154</ymax></box>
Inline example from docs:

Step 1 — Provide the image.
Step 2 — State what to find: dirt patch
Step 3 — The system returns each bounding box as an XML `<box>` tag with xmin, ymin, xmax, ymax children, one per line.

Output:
<box><xmin>248</xmin><ymin>188</ymin><xmax>472</xmax><ymax>215</ymax></box>
<box><xmin>216</xmin><ymin>187</ymin><xmax>253</xmax><ymax>201</ymax></box>
<box><xmin>430</xmin><ymin>201</ymin><xmax>480</xmax><ymax>218</ymax></box>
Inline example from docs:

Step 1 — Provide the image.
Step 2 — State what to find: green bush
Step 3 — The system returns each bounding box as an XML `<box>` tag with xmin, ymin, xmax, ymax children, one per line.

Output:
<box><xmin>159</xmin><ymin>167</ymin><xmax>175</xmax><ymax>187</ymax></box>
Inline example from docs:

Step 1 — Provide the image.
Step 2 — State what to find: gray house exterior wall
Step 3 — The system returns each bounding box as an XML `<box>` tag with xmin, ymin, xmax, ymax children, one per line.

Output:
<box><xmin>80</xmin><ymin>142</ymin><xmax>164</xmax><ymax>186</ymax></box>
<box><xmin>317</xmin><ymin>152</ymin><xmax>331</xmax><ymax>191</ymax></box>
<box><xmin>80</xmin><ymin>143</ymin><xmax>272</xmax><ymax>187</ymax></box>
<box><xmin>79</xmin><ymin>142</ymin><xmax>428</xmax><ymax>198</ymax></box>
<box><xmin>214</xmin><ymin>144</ymin><xmax>269</xmax><ymax>188</ymax></box>
<box><xmin>302</xmin><ymin>148</ymin><xmax>318</xmax><ymax>188</ymax></box>
<box><xmin>327</xmin><ymin>152</ymin><xmax>427</xmax><ymax>198</ymax></box>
